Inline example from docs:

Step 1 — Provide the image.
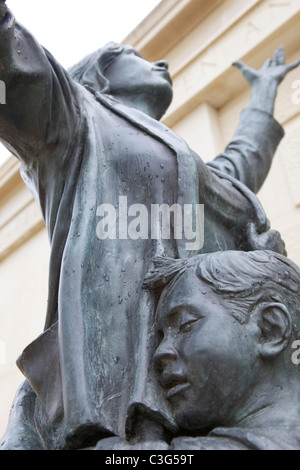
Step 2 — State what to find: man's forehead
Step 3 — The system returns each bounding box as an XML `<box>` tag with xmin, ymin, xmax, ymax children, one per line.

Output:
<box><xmin>157</xmin><ymin>271</ymin><xmax>205</xmax><ymax>318</ymax></box>
<box><xmin>156</xmin><ymin>268</ymin><xmax>233</xmax><ymax>326</ymax></box>
<box><xmin>123</xmin><ymin>45</ymin><xmax>143</xmax><ymax>58</ymax></box>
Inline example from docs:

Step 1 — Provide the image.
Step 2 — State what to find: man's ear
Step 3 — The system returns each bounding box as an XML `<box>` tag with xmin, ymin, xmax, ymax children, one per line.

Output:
<box><xmin>255</xmin><ymin>303</ymin><xmax>292</xmax><ymax>358</ymax></box>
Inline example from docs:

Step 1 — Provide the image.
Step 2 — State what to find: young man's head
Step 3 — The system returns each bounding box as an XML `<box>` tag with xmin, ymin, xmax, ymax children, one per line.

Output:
<box><xmin>144</xmin><ymin>250</ymin><xmax>300</xmax><ymax>432</ymax></box>
<box><xmin>69</xmin><ymin>42</ymin><xmax>173</xmax><ymax>120</ymax></box>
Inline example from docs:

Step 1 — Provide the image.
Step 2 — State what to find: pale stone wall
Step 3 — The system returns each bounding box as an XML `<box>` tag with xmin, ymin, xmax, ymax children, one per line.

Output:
<box><xmin>151</xmin><ymin>0</ymin><xmax>300</xmax><ymax>265</ymax></box>
<box><xmin>0</xmin><ymin>228</ymin><xmax>49</xmax><ymax>434</ymax></box>
<box><xmin>0</xmin><ymin>159</ymin><xmax>49</xmax><ymax>435</ymax></box>
<box><xmin>1</xmin><ymin>0</ymin><xmax>300</xmax><ymax>436</ymax></box>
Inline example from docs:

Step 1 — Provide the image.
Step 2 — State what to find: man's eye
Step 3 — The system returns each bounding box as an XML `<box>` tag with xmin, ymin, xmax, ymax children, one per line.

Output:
<box><xmin>127</xmin><ymin>49</ymin><xmax>142</xmax><ymax>58</ymax></box>
<box><xmin>179</xmin><ymin>319</ymin><xmax>197</xmax><ymax>333</ymax></box>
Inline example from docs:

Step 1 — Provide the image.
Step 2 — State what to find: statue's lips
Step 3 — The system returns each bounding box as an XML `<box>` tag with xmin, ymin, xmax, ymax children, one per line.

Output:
<box><xmin>166</xmin><ymin>381</ymin><xmax>191</xmax><ymax>399</ymax></box>
<box><xmin>160</xmin><ymin>373</ymin><xmax>190</xmax><ymax>399</ymax></box>
<box><xmin>152</xmin><ymin>66</ymin><xmax>173</xmax><ymax>85</ymax></box>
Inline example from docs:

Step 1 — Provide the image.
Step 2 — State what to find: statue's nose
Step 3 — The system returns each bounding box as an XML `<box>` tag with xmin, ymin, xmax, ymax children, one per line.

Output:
<box><xmin>154</xmin><ymin>60</ymin><xmax>169</xmax><ymax>70</ymax></box>
<box><xmin>153</xmin><ymin>337</ymin><xmax>177</xmax><ymax>370</ymax></box>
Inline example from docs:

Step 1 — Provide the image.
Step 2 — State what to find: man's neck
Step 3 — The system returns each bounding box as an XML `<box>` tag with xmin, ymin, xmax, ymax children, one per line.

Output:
<box><xmin>233</xmin><ymin>382</ymin><xmax>300</xmax><ymax>429</ymax></box>
<box><xmin>110</xmin><ymin>93</ymin><xmax>164</xmax><ymax>121</ymax></box>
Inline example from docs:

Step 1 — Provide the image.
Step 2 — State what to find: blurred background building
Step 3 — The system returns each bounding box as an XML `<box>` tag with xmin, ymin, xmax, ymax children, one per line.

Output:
<box><xmin>1</xmin><ymin>0</ymin><xmax>300</xmax><ymax>436</ymax></box>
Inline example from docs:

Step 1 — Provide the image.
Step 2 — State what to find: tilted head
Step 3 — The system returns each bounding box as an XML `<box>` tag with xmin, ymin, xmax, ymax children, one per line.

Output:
<box><xmin>69</xmin><ymin>42</ymin><xmax>173</xmax><ymax>120</ymax></box>
<box><xmin>144</xmin><ymin>250</ymin><xmax>300</xmax><ymax>431</ymax></box>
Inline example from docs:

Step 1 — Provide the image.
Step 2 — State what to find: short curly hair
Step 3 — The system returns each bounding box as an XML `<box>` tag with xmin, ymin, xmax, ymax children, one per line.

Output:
<box><xmin>144</xmin><ymin>250</ymin><xmax>300</xmax><ymax>325</ymax></box>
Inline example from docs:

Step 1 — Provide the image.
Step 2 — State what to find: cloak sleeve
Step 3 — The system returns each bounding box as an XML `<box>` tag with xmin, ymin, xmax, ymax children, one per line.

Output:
<box><xmin>0</xmin><ymin>2</ymin><xmax>78</xmax><ymax>164</ymax></box>
<box><xmin>207</xmin><ymin>107</ymin><xmax>285</xmax><ymax>194</ymax></box>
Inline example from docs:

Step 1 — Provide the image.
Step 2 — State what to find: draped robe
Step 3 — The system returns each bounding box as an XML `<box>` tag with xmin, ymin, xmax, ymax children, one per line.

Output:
<box><xmin>0</xmin><ymin>7</ymin><xmax>285</xmax><ymax>449</ymax></box>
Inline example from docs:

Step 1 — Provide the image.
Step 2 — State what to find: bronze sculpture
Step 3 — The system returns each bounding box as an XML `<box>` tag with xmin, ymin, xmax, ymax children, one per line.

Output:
<box><xmin>95</xmin><ymin>250</ymin><xmax>300</xmax><ymax>450</ymax></box>
<box><xmin>0</xmin><ymin>0</ymin><xmax>299</xmax><ymax>450</ymax></box>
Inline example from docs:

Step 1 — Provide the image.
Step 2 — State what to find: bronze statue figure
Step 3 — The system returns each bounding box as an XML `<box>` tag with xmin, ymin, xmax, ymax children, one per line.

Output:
<box><xmin>0</xmin><ymin>0</ymin><xmax>299</xmax><ymax>450</ymax></box>
<box><xmin>94</xmin><ymin>250</ymin><xmax>300</xmax><ymax>450</ymax></box>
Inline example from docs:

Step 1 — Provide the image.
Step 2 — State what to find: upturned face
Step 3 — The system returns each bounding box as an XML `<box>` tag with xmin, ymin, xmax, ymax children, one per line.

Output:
<box><xmin>103</xmin><ymin>46</ymin><xmax>173</xmax><ymax>120</ymax></box>
<box><xmin>154</xmin><ymin>269</ymin><xmax>259</xmax><ymax>431</ymax></box>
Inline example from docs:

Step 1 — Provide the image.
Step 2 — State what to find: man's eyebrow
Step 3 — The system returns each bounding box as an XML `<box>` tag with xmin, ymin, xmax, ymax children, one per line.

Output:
<box><xmin>166</xmin><ymin>306</ymin><xmax>181</xmax><ymax>320</ymax></box>
<box><xmin>156</xmin><ymin>305</ymin><xmax>179</xmax><ymax>330</ymax></box>
<box><xmin>164</xmin><ymin>304</ymin><xmax>198</xmax><ymax>322</ymax></box>
<box><xmin>126</xmin><ymin>48</ymin><xmax>142</xmax><ymax>58</ymax></box>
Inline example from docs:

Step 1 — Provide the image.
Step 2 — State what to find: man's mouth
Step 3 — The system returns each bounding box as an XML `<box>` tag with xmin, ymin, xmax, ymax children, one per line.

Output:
<box><xmin>160</xmin><ymin>373</ymin><xmax>190</xmax><ymax>399</ymax></box>
<box><xmin>166</xmin><ymin>381</ymin><xmax>190</xmax><ymax>399</ymax></box>
<box><xmin>152</xmin><ymin>67</ymin><xmax>173</xmax><ymax>85</ymax></box>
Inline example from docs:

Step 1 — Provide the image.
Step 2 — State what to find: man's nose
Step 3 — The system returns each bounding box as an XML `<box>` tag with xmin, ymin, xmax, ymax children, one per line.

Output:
<box><xmin>154</xmin><ymin>336</ymin><xmax>177</xmax><ymax>370</ymax></box>
<box><xmin>154</xmin><ymin>60</ymin><xmax>169</xmax><ymax>70</ymax></box>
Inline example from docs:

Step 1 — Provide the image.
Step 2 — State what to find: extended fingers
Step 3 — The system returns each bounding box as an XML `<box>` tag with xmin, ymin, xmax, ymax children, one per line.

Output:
<box><xmin>286</xmin><ymin>58</ymin><xmax>300</xmax><ymax>72</ymax></box>
<box><xmin>232</xmin><ymin>61</ymin><xmax>247</xmax><ymax>71</ymax></box>
<box><xmin>262</xmin><ymin>58</ymin><xmax>273</xmax><ymax>69</ymax></box>
<box><xmin>273</xmin><ymin>45</ymin><xmax>285</xmax><ymax>65</ymax></box>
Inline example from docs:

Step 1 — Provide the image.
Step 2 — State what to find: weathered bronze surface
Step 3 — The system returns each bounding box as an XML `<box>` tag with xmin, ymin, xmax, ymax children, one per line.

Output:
<box><xmin>0</xmin><ymin>0</ymin><xmax>299</xmax><ymax>450</ymax></box>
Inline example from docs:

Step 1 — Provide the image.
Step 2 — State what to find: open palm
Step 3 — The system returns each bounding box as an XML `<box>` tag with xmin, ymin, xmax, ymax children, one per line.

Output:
<box><xmin>233</xmin><ymin>46</ymin><xmax>300</xmax><ymax>86</ymax></box>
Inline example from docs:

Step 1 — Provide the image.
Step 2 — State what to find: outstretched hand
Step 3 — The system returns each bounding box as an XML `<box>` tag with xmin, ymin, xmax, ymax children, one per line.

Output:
<box><xmin>246</xmin><ymin>223</ymin><xmax>287</xmax><ymax>256</ymax></box>
<box><xmin>233</xmin><ymin>46</ymin><xmax>300</xmax><ymax>87</ymax></box>
<box><xmin>0</xmin><ymin>0</ymin><xmax>7</xmax><ymax>18</ymax></box>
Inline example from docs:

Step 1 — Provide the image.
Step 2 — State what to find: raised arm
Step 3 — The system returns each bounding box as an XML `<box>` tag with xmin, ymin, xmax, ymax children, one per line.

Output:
<box><xmin>207</xmin><ymin>46</ymin><xmax>300</xmax><ymax>194</ymax></box>
<box><xmin>0</xmin><ymin>0</ymin><xmax>78</xmax><ymax>163</ymax></box>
